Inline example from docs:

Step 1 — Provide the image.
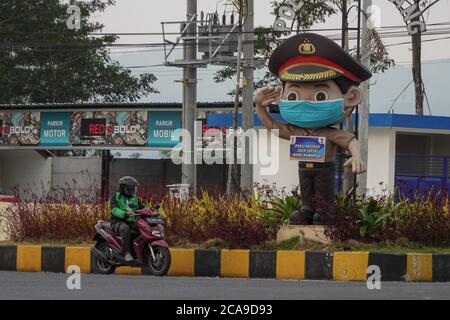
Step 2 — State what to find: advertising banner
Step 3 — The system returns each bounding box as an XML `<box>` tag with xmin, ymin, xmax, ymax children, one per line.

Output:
<box><xmin>40</xmin><ymin>112</ymin><xmax>70</xmax><ymax>146</ymax></box>
<box><xmin>70</xmin><ymin>111</ymin><xmax>109</xmax><ymax>145</ymax></box>
<box><xmin>0</xmin><ymin>113</ymin><xmax>9</xmax><ymax>145</ymax></box>
<box><xmin>0</xmin><ymin>112</ymin><xmax>40</xmax><ymax>145</ymax></box>
<box><xmin>290</xmin><ymin>136</ymin><xmax>326</xmax><ymax>162</ymax></box>
<box><xmin>0</xmin><ymin>110</ymin><xmax>181</xmax><ymax>149</ymax></box>
<box><xmin>107</xmin><ymin>111</ymin><xmax>148</xmax><ymax>146</ymax></box>
<box><xmin>148</xmin><ymin>111</ymin><xmax>181</xmax><ymax>148</ymax></box>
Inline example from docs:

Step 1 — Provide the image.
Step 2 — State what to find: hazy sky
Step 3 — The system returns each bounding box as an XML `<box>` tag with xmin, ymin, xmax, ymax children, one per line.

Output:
<box><xmin>97</xmin><ymin>0</ymin><xmax>450</xmax><ymax>61</ymax></box>
<box><xmin>93</xmin><ymin>0</ymin><xmax>450</xmax><ymax>116</ymax></box>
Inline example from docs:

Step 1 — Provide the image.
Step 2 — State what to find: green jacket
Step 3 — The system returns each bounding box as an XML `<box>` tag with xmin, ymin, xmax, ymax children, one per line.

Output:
<box><xmin>110</xmin><ymin>192</ymin><xmax>145</xmax><ymax>223</ymax></box>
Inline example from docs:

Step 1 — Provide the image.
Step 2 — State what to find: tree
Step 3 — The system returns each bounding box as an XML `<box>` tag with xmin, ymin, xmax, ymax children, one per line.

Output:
<box><xmin>350</xmin><ymin>29</ymin><xmax>395</xmax><ymax>74</ymax></box>
<box><xmin>0</xmin><ymin>0</ymin><xmax>158</xmax><ymax>104</ymax></box>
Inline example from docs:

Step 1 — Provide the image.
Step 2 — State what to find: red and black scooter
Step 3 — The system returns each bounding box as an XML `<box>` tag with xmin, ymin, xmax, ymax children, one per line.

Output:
<box><xmin>92</xmin><ymin>206</ymin><xmax>171</xmax><ymax>276</ymax></box>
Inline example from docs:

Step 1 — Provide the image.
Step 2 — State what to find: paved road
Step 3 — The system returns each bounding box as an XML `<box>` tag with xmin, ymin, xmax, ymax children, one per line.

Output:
<box><xmin>1</xmin><ymin>271</ymin><xmax>450</xmax><ymax>300</ymax></box>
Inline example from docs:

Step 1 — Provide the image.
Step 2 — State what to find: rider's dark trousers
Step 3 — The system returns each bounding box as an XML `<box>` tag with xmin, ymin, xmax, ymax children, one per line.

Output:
<box><xmin>111</xmin><ymin>221</ymin><xmax>136</xmax><ymax>255</ymax></box>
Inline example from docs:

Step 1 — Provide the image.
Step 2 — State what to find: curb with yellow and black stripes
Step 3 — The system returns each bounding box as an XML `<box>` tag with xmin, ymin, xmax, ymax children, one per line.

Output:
<box><xmin>1</xmin><ymin>245</ymin><xmax>450</xmax><ymax>281</ymax></box>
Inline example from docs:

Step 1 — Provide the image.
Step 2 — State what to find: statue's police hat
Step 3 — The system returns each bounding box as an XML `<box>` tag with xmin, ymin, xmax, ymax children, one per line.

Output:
<box><xmin>268</xmin><ymin>33</ymin><xmax>372</xmax><ymax>84</ymax></box>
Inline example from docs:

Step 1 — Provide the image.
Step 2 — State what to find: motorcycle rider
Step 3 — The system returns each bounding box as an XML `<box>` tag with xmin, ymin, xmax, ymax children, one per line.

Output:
<box><xmin>110</xmin><ymin>176</ymin><xmax>145</xmax><ymax>262</ymax></box>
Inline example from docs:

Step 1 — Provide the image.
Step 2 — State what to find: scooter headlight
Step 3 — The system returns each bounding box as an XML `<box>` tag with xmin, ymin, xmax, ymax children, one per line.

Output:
<box><xmin>151</xmin><ymin>230</ymin><xmax>163</xmax><ymax>237</ymax></box>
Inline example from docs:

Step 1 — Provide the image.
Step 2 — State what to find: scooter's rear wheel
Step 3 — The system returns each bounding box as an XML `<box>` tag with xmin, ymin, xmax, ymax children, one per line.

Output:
<box><xmin>93</xmin><ymin>242</ymin><xmax>117</xmax><ymax>275</ymax></box>
<box><xmin>146</xmin><ymin>246</ymin><xmax>171</xmax><ymax>276</ymax></box>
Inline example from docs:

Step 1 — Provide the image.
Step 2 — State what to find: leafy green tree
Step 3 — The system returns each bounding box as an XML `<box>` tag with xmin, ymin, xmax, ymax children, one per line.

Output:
<box><xmin>0</xmin><ymin>0</ymin><xmax>158</xmax><ymax>104</ymax></box>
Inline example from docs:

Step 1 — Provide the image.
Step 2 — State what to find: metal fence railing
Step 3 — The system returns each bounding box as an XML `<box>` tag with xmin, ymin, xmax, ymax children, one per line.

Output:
<box><xmin>395</xmin><ymin>154</ymin><xmax>450</xmax><ymax>198</ymax></box>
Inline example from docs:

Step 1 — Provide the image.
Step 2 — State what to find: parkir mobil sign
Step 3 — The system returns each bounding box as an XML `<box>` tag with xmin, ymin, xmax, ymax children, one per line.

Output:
<box><xmin>148</xmin><ymin>111</ymin><xmax>181</xmax><ymax>148</ymax></box>
<box><xmin>0</xmin><ymin>111</ymin><xmax>181</xmax><ymax>148</ymax></box>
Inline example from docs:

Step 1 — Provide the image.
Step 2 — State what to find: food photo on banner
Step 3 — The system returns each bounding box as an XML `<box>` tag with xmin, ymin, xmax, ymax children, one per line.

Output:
<box><xmin>0</xmin><ymin>114</ymin><xmax>6</xmax><ymax>145</ymax></box>
<box><xmin>107</xmin><ymin>111</ymin><xmax>148</xmax><ymax>146</ymax></box>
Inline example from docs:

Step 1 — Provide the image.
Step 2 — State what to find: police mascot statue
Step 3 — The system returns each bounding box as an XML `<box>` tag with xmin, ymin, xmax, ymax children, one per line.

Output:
<box><xmin>254</xmin><ymin>33</ymin><xmax>372</xmax><ymax>225</ymax></box>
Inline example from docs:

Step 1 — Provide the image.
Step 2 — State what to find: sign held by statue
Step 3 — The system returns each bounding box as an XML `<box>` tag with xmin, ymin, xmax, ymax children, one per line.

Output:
<box><xmin>290</xmin><ymin>136</ymin><xmax>327</xmax><ymax>162</ymax></box>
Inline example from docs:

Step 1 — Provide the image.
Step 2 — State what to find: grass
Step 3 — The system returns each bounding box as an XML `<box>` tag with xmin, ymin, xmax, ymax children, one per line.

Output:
<box><xmin>265</xmin><ymin>237</ymin><xmax>450</xmax><ymax>253</ymax></box>
<box><xmin>0</xmin><ymin>241</ymin><xmax>94</xmax><ymax>247</ymax></box>
<box><xmin>338</xmin><ymin>240</ymin><xmax>450</xmax><ymax>254</ymax></box>
<box><xmin>3</xmin><ymin>238</ymin><xmax>450</xmax><ymax>253</ymax></box>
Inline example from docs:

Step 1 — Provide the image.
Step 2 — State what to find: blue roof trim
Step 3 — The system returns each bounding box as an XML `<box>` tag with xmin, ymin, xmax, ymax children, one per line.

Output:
<box><xmin>369</xmin><ymin>114</ymin><xmax>450</xmax><ymax>130</ymax></box>
<box><xmin>207</xmin><ymin>113</ymin><xmax>450</xmax><ymax>131</ymax></box>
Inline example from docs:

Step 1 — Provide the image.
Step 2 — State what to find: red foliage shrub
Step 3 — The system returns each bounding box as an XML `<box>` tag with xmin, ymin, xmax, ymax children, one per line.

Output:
<box><xmin>321</xmin><ymin>191</ymin><xmax>450</xmax><ymax>246</ymax></box>
<box><xmin>1</xmin><ymin>184</ymin><xmax>108</xmax><ymax>242</ymax></box>
<box><xmin>160</xmin><ymin>192</ymin><xmax>276</xmax><ymax>248</ymax></box>
<box><xmin>1</xmin><ymin>183</ymin><xmax>277</xmax><ymax>247</ymax></box>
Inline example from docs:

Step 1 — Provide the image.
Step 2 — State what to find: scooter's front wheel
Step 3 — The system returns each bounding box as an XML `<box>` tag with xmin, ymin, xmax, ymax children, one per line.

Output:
<box><xmin>93</xmin><ymin>242</ymin><xmax>117</xmax><ymax>275</ymax></box>
<box><xmin>146</xmin><ymin>246</ymin><xmax>171</xmax><ymax>276</ymax></box>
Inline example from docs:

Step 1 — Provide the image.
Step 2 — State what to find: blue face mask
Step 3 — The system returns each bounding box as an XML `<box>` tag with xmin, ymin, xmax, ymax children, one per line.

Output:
<box><xmin>279</xmin><ymin>99</ymin><xmax>345</xmax><ymax>128</ymax></box>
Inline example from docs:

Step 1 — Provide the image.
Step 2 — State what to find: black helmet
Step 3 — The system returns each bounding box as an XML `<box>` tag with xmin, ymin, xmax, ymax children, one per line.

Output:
<box><xmin>119</xmin><ymin>176</ymin><xmax>138</xmax><ymax>197</ymax></box>
<box><xmin>119</xmin><ymin>176</ymin><xmax>139</xmax><ymax>187</ymax></box>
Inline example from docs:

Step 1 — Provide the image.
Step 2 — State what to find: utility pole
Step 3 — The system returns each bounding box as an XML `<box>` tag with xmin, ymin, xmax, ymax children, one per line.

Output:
<box><xmin>341</xmin><ymin>0</ymin><xmax>348</xmax><ymax>51</ymax></box>
<box><xmin>100</xmin><ymin>150</ymin><xmax>111</xmax><ymax>204</ymax></box>
<box><xmin>241</xmin><ymin>0</ymin><xmax>254</xmax><ymax>194</ymax></box>
<box><xmin>182</xmin><ymin>0</ymin><xmax>198</xmax><ymax>195</ymax></box>
<box><xmin>227</xmin><ymin>1</ymin><xmax>244</xmax><ymax>195</ymax></box>
<box><xmin>412</xmin><ymin>0</ymin><xmax>424</xmax><ymax>116</ymax></box>
<box><xmin>341</xmin><ymin>0</ymin><xmax>355</xmax><ymax>194</ymax></box>
<box><xmin>357</xmin><ymin>0</ymin><xmax>372</xmax><ymax>195</ymax></box>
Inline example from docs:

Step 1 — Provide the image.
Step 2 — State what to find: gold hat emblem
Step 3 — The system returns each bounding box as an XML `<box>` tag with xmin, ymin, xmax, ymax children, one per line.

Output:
<box><xmin>298</xmin><ymin>39</ymin><xmax>316</xmax><ymax>55</ymax></box>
